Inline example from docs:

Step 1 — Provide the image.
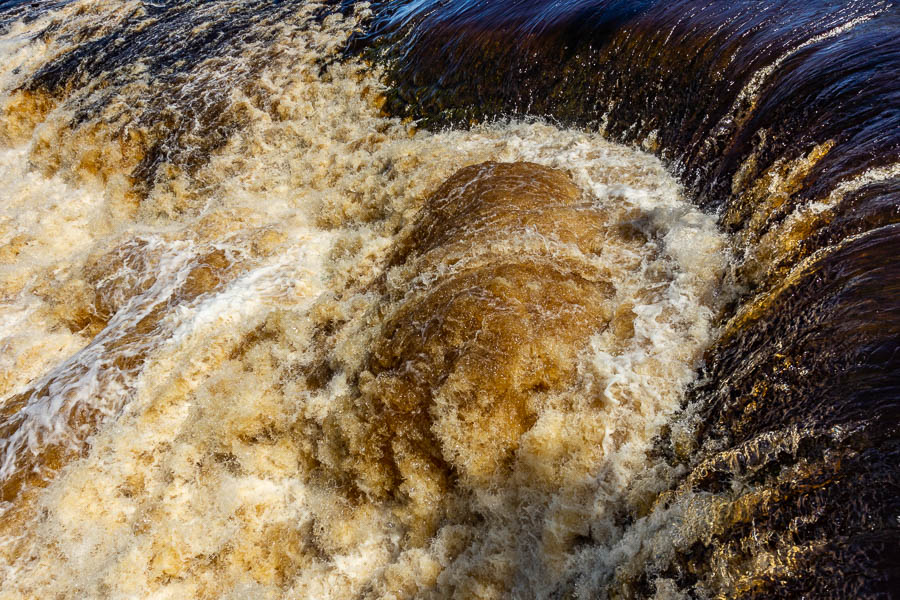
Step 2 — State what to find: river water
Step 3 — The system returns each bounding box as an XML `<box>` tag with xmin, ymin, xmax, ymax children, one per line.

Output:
<box><xmin>0</xmin><ymin>1</ymin><xmax>897</xmax><ymax>598</ymax></box>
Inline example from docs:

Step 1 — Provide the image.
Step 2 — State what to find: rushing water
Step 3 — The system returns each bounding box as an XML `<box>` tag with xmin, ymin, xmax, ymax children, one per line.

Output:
<box><xmin>0</xmin><ymin>1</ymin><xmax>897</xmax><ymax>598</ymax></box>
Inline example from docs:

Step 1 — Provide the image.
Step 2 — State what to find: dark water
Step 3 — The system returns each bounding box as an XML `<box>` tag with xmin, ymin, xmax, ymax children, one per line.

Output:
<box><xmin>352</xmin><ymin>0</ymin><xmax>900</xmax><ymax>596</ymax></box>
<box><xmin>0</xmin><ymin>0</ymin><xmax>897</xmax><ymax>597</ymax></box>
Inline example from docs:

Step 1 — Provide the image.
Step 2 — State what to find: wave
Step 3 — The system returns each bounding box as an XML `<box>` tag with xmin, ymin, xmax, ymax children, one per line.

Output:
<box><xmin>0</xmin><ymin>0</ymin><xmax>896</xmax><ymax>597</ymax></box>
<box><xmin>359</xmin><ymin>0</ymin><xmax>900</xmax><ymax>596</ymax></box>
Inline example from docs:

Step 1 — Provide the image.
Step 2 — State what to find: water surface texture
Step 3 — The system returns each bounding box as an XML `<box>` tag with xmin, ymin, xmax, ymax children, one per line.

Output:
<box><xmin>0</xmin><ymin>0</ymin><xmax>897</xmax><ymax>598</ymax></box>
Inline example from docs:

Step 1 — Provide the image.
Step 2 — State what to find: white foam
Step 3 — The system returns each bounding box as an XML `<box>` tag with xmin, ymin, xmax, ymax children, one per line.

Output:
<box><xmin>0</xmin><ymin>1</ymin><xmax>731</xmax><ymax>597</ymax></box>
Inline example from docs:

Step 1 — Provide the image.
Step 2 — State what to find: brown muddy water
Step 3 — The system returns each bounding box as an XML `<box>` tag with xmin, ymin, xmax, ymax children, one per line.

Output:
<box><xmin>0</xmin><ymin>0</ymin><xmax>897</xmax><ymax>598</ymax></box>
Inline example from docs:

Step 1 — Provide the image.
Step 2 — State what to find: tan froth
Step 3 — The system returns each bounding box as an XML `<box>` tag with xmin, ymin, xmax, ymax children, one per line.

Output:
<box><xmin>350</xmin><ymin>163</ymin><xmax>617</xmax><ymax>501</ymax></box>
<box><xmin>0</xmin><ymin>89</ymin><xmax>56</xmax><ymax>145</ymax></box>
<box><xmin>0</xmin><ymin>3</ymin><xmax>727</xmax><ymax>596</ymax></box>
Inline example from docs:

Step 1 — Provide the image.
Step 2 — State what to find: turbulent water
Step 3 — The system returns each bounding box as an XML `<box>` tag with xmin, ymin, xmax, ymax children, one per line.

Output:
<box><xmin>0</xmin><ymin>0</ymin><xmax>897</xmax><ymax>598</ymax></box>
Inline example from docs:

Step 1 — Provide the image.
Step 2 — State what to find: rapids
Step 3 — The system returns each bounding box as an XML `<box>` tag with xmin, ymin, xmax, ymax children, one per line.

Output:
<box><xmin>0</xmin><ymin>0</ymin><xmax>897</xmax><ymax>598</ymax></box>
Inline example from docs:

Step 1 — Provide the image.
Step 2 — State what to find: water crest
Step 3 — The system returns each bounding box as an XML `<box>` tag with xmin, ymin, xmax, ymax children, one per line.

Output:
<box><xmin>0</xmin><ymin>0</ymin><xmax>896</xmax><ymax>597</ymax></box>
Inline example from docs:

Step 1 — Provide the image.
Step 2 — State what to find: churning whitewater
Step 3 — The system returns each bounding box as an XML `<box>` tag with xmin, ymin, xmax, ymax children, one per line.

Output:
<box><xmin>0</xmin><ymin>1</ymin><xmax>732</xmax><ymax>597</ymax></box>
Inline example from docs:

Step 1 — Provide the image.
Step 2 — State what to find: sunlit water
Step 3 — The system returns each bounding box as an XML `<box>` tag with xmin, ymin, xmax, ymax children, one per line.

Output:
<box><xmin>0</xmin><ymin>2</ymin><xmax>735</xmax><ymax>597</ymax></box>
<box><xmin>4</xmin><ymin>0</ymin><xmax>895</xmax><ymax>598</ymax></box>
